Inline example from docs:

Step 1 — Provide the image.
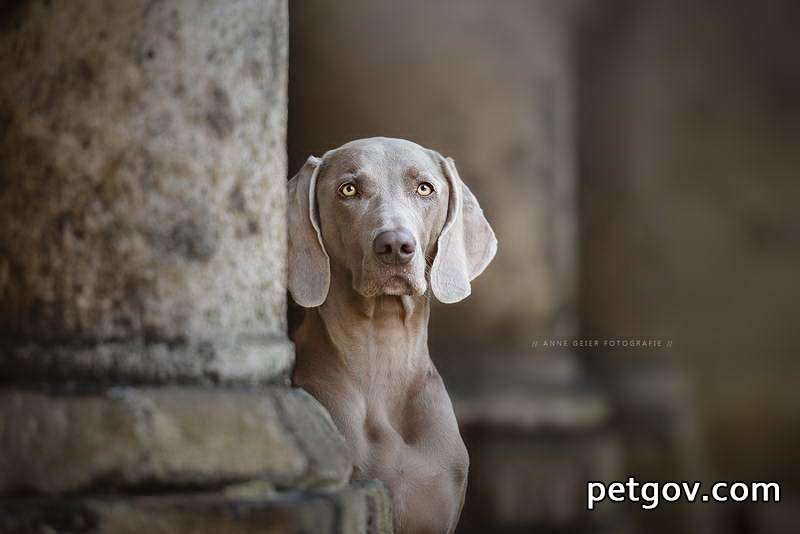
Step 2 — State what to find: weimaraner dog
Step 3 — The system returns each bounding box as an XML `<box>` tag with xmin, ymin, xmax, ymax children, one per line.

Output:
<box><xmin>288</xmin><ymin>137</ymin><xmax>497</xmax><ymax>534</ymax></box>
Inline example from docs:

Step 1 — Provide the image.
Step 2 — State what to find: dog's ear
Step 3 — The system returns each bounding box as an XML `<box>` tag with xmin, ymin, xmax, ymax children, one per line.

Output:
<box><xmin>430</xmin><ymin>155</ymin><xmax>498</xmax><ymax>304</ymax></box>
<box><xmin>287</xmin><ymin>156</ymin><xmax>330</xmax><ymax>307</ymax></box>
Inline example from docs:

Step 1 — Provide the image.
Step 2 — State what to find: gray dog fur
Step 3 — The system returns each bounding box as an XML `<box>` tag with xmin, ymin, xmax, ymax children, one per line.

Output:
<box><xmin>288</xmin><ymin>137</ymin><xmax>497</xmax><ymax>534</ymax></box>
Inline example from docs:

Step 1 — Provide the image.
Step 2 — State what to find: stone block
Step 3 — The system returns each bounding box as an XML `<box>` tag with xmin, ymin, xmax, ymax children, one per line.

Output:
<box><xmin>0</xmin><ymin>386</ymin><xmax>351</xmax><ymax>495</ymax></box>
<box><xmin>0</xmin><ymin>480</ymin><xmax>393</xmax><ymax>534</ymax></box>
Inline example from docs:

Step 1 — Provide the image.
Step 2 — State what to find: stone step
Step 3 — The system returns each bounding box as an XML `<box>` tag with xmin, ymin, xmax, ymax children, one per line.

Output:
<box><xmin>0</xmin><ymin>480</ymin><xmax>393</xmax><ymax>534</ymax></box>
<box><xmin>0</xmin><ymin>386</ymin><xmax>351</xmax><ymax>495</ymax></box>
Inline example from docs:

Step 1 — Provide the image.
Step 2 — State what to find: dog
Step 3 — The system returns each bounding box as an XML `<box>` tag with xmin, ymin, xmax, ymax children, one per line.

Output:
<box><xmin>288</xmin><ymin>137</ymin><xmax>497</xmax><ymax>534</ymax></box>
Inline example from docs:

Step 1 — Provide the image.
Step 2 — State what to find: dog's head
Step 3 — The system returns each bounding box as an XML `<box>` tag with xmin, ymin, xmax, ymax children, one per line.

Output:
<box><xmin>288</xmin><ymin>137</ymin><xmax>496</xmax><ymax>306</ymax></box>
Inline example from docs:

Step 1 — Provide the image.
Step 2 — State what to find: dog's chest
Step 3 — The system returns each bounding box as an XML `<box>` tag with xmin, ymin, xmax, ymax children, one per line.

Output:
<box><xmin>347</xmin><ymin>384</ymin><xmax>468</xmax><ymax>534</ymax></box>
<box><xmin>348</xmin><ymin>379</ymin><xmax>467</xmax><ymax>479</ymax></box>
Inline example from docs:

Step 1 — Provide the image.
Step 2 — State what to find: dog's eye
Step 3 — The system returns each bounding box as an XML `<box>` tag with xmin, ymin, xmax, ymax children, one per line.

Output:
<box><xmin>338</xmin><ymin>182</ymin><xmax>357</xmax><ymax>197</ymax></box>
<box><xmin>416</xmin><ymin>182</ymin><xmax>434</xmax><ymax>196</ymax></box>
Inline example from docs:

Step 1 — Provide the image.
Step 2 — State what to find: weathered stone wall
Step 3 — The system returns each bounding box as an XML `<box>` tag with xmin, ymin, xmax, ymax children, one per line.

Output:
<box><xmin>0</xmin><ymin>0</ymin><xmax>291</xmax><ymax>384</ymax></box>
<box><xmin>0</xmin><ymin>1</ymin><xmax>391</xmax><ymax>532</ymax></box>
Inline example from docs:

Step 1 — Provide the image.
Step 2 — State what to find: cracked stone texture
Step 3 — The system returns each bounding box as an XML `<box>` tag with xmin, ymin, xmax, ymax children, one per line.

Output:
<box><xmin>0</xmin><ymin>386</ymin><xmax>351</xmax><ymax>495</ymax></box>
<box><xmin>0</xmin><ymin>0</ymin><xmax>291</xmax><ymax>383</ymax></box>
<box><xmin>0</xmin><ymin>480</ymin><xmax>393</xmax><ymax>534</ymax></box>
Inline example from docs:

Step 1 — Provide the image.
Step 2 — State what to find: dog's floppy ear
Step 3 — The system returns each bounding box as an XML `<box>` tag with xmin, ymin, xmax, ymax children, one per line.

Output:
<box><xmin>430</xmin><ymin>155</ymin><xmax>498</xmax><ymax>304</ymax></box>
<box><xmin>287</xmin><ymin>156</ymin><xmax>330</xmax><ymax>307</ymax></box>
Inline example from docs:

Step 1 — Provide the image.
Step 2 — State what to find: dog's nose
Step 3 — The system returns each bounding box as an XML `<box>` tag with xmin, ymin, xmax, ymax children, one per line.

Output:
<box><xmin>372</xmin><ymin>228</ymin><xmax>416</xmax><ymax>265</ymax></box>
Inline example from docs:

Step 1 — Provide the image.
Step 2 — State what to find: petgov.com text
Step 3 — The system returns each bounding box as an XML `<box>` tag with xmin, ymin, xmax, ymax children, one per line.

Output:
<box><xmin>588</xmin><ymin>478</ymin><xmax>781</xmax><ymax>511</ymax></box>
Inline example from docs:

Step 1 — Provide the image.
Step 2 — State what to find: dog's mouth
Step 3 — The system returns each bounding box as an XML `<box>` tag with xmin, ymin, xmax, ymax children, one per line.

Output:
<box><xmin>380</xmin><ymin>275</ymin><xmax>416</xmax><ymax>296</ymax></box>
<box><xmin>354</xmin><ymin>263</ymin><xmax>427</xmax><ymax>298</ymax></box>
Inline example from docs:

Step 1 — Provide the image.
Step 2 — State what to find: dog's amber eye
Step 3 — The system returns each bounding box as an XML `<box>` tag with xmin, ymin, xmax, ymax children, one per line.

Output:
<box><xmin>416</xmin><ymin>182</ymin><xmax>434</xmax><ymax>196</ymax></box>
<box><xmin>338</xmin><ymin>182</ymin><xmax>357</xmax><ymax>197</ymax></box>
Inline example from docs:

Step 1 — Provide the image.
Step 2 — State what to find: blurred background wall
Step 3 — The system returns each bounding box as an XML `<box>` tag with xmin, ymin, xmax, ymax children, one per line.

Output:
<box><xmin>290</xmin><ymin>0</ymin><xmax>800</xmax><ymax>533</ymax></box>
<box><xmin>580</xmin><ymin>1</ymin><xmax>800</xmax><ymax>532</ymax></box>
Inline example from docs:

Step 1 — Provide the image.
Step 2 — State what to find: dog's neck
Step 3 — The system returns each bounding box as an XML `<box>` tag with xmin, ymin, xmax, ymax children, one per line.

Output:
<box><xmin>294</xmin><ymin>262</ymin><xmax>432</xmax><ymax>381</ymax></box>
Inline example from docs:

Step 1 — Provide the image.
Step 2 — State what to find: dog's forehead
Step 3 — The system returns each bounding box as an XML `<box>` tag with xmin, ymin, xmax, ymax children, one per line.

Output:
<box><xmin>324</xmin><ymin>138</ymin><xmax>440</xmax><ymax>179</ymax></box>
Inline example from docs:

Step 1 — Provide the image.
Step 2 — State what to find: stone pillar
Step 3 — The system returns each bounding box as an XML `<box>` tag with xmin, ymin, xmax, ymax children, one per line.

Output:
<box><xmin>288</xmin><ymin>1</ymin><xmax>620</xmax><ymax>531</ymax></box>
<box><xmin>0</xmin><ymin>0</ymin><xmax>291</xmax><ymax>385</ymax></box>
<box><xmin>0</xmin><ymin>1</ymin><xmax>391</xmax><ymax>532</ymax></box>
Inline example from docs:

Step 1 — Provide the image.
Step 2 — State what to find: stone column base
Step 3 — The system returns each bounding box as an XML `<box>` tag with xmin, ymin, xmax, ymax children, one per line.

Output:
<box><xmin>0</xmin><ymin>386</ymin><xmax>352</xmax><ymax>494</ymax></box>
<box><xmin>0</xmin><ymin>480</ymin><xmax>392</xmax><ymax>534</ymax></box>
<box><xmin>0</xmin><ymin>386</ymin><xmax>394</xmax><ymax>533</ymax></box>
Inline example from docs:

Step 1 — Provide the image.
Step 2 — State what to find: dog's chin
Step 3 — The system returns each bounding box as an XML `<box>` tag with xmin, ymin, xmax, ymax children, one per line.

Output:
<box><xmin>355</xmin><ymin>270</ymin><xmax>427</xmax><ymax>298</ymax></box>
<box><xmin>380</xmin><ymin>276</ymin><xmax>418</xmax><ymax>296</ymax></box>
